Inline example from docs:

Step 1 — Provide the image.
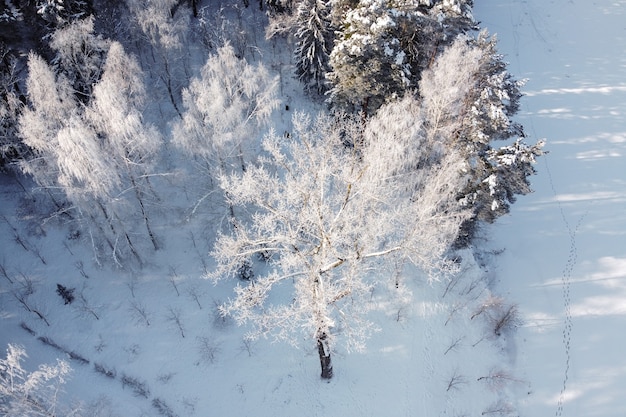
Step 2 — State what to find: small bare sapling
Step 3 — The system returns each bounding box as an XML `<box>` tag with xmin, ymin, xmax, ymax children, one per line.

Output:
<box><xmin>13</xmin><ymin>274</ymin><xmax>50</xmax><ymax>326</ymax></box>
<box><xmin>75</xmin><ymin>260</ymin><xmax>89</xmax><ymax>279</ymax></box>
<box><xmin>446</xmin><ymin>369</ymin><xmax>467</xmax><ymax>392</ymax></box>
<box><xmin>157</xmin><ymin>372</ymin><xmax>176</xmax><ymax>384</ymax></box>
<box><xmin>75</xmin><ymin>285</ymin><xmax>100</xmax><ymax>320</ymax></box>
<box><xmin>196</xmin><ymin>336</ymin><xmax>220</xmax><ymax>365</ymax></box>
<box><xmin>181</xmin><ymin>397</ymin><xmax>198</xmax><ymax>415</ymax></box>
<box><xmin>126</xmin><ymin>274</ymin><xmax>138</xmax><ymax>298</ymax></box>
<box><xmin>477</xmin><ymin>368</ymin><xmax>522</xmax><ymax>391</ymax></box>
<box><xmin>0</xmin><ymin>261</ymin><xmax>13</xmax><ymax>283</ymax></box>
<box><xmin>443</xmin><ymin>336</ymin><xmax>464</xmax><ymax>355</ymax></box>
<box><xmin>189</xmin><ymin>231</ymin><xmax>209</xmax><ymax>275</ymax></box>
<box><xmin>94</xmin><ymin>334</ymin><xmax>106</xmax><ymax>352</ymax></box>
<box><xmin>186</xmin><ymin>284</ymin><xmax>204</xmax><ymax>309</ymax></box>
<box><xmin>123</xmin><ymin>344</ymin><xmax>141</xmax><ymax>362</ymax></box>
<box><xmin>481</xmin><ymin>400</ymin><xmax>515</xmax><ymax>416</ymax></box>
<box><xmin>240</xmin><ymin>336</ymin><xmax>255</xmax><ymax>357</ymax></box>
<box><xmin>166</xmin><ymin>307</ymin><xmax>185</xmax><ymax>338</ymax></box>
<box><xmin>168</xmin><ymin>266</ymin><xmax>180</xmax><ymax>296</ymax></box>
<box><xmin>129</xmin><ymin>300</ymin><xmax>151</xmax><ymax>326</ymax></box>
<box><xmin>471</xmin><ymin>295</ymin><xmax>522</xmax><ymax>336</ymax></box>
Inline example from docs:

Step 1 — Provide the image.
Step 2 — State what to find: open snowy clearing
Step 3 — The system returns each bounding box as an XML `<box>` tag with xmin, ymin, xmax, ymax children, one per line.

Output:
<box><xmin>476</xmin><ymin>1</ymin><xmax>626</xmax><ymax>416</ymax></box>
<box><xmin>0</xmin><ymin>172</ymin><xmax>518</xmax><ymax>417</ymax></box>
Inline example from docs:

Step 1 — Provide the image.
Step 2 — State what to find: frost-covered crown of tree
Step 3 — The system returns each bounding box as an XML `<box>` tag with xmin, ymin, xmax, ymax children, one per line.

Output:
<box><xmin>211</xmin><ymin>108</ymin><xmax>469</xmax><ymax>378</ymax></box>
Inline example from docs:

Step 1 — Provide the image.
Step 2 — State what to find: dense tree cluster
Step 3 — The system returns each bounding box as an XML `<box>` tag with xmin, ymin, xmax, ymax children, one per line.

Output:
<box><xmin>277</xmin><ymin>0</ymin><xmax>476</xmax><ymax>110</ymax></box>
<box><xmin>0</xmin><ymin>44</ymin><xmax>27</xmax><ymax>169</ymax></box>
<box><xmin>0</xmin><ymin>0</ymin><xmax>543</xmax><ymax>379</ymax></box>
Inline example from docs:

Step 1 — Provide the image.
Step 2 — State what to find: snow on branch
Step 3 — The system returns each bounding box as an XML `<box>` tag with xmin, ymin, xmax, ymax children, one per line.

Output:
<box><xmin>211</xmin><ymin>108</ymin><xmax>469</xmax><ymax>360</ymax></box>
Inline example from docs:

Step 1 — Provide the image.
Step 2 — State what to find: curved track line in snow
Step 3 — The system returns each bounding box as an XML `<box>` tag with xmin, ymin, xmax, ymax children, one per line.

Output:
<box><xmin>543</xmin><ymin>154</ymin><xmax>588</xmax><ymax>417</ymax></box>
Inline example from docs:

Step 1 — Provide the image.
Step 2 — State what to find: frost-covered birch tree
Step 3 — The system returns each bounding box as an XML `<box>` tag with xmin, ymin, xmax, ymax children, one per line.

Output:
<box><xmin>0</xmin><ymin>45</ymin><xmax>27</xmax><ymax>171</ymax></box>
<box><xmin>18</xmin><ymin>53</ymin><xmax>77</xmax><ymax>210</ymax></box>
<box><xmin>19</xmin><ymin>51</ymin><xmax>121</xmax><ymax>259</ymax></box>
<box><xmin>49</xmin><ymin>16</ymin><xmax>110</xmax><ymax>103</ymax></box>
<box><xmin>86</xmin><ymin>41</ymin><xmax>163</xmax><ymax>254</ymax></box>
<box><xmin>173</xmin><ymin>43</ymin><xmax>279</xmax><ymax>216</ymax></box>
<box><xmin>19</xmin><ymin>42</ymin><xmax>162</xmax><ymax>265</ymax></box>
<box><xmin>211</xmin><ymin>110</ymin><xmax>468</xmax><ymax>379</ymax></box>
<box><xmin>419</xmin><ymin>34</ymin><xmax>544</xmax><ymax>242</ymax></box>
<box><xmin>0</xmin><ymin>344</ymin><xmax>74</xmax><ymax>417</ymax></box>
<box><xmin>126</xmin><ymin>0</ymin><xmax>190</xmax><ymax>117</ymax></box>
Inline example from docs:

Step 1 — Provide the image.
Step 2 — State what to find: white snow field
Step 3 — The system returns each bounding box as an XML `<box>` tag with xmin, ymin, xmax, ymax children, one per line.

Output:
<box><xmin>475</xmin><ymin>1</ymin><xmax>626</xmax><ymax>416</ymax></box>
<box><xmin>1</xmin><ymin>1</ymin><xmax>624</xmax><ymax>416</ymax></box>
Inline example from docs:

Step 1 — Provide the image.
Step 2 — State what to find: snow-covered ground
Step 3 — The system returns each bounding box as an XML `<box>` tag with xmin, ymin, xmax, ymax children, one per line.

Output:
<box><xmin>2</xmin><ymin>1</ymin><xmax>624</xmax><ymax>416</ymax></box>
<box><xmin>475</xmin><ymin>1</ymin><xmax>626</xmax><ymax>416</ymax></box>
<box><xmin>0</xmin><ymin>5</ymin><xmax>519</xmax><ymax>416</ymax></box>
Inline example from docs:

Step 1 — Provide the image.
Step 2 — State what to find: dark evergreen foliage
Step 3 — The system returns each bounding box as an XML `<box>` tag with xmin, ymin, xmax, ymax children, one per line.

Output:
<box><xmin>37</xmin><ymin>0</ymin><xmax>92</xmax><ymax>29</ymax></box>
<box><xmin>293</xmin><ymin>0</ymin><xmax>332</xmax><ymax>94</ymax></box>
<box><xmin>0</xmin><ymin>44</ymin><xmax>29</xmax><ymax>171</ymax></box>
<box><xmin>56</xmin><ymin>283</ymin><xmax>75</xmax><ymax>304</ymax></box>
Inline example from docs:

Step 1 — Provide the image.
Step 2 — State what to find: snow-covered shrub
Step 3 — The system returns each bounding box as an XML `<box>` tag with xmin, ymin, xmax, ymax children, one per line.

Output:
<box><xmin>93</xmin><ymin>363</ymin><xmax>116</xmax><ymax>379</ymax></box>
<box><xmin>152</xmin><ymin>398</ymin><xmax>178</xmax><ymax>417</ymax></box>
<box><xmin>120</xmin><ymin>373</ymin><xmax>150</xmax><ymax>398</ymax></box>
<box><xmin>471</xmin><ymin>294</ymin><xmax>522</xmax><ymax>337</ymax></box>
<box><xmin>211</xmin><ymin>300</ymin><xmax>233</xmax><ymax>329</ymax></box>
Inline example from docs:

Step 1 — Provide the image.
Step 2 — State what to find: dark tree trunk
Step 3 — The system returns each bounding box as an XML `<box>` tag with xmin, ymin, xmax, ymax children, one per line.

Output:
<box><xmin>129</xmin><ymin>175</ymin><xmax>159</xmax><ymax>251</ymax></box>
<box><xmin>317</xmin><ymin>332</ymin><xmax>333</xmax><ymax>379</ymax></box>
